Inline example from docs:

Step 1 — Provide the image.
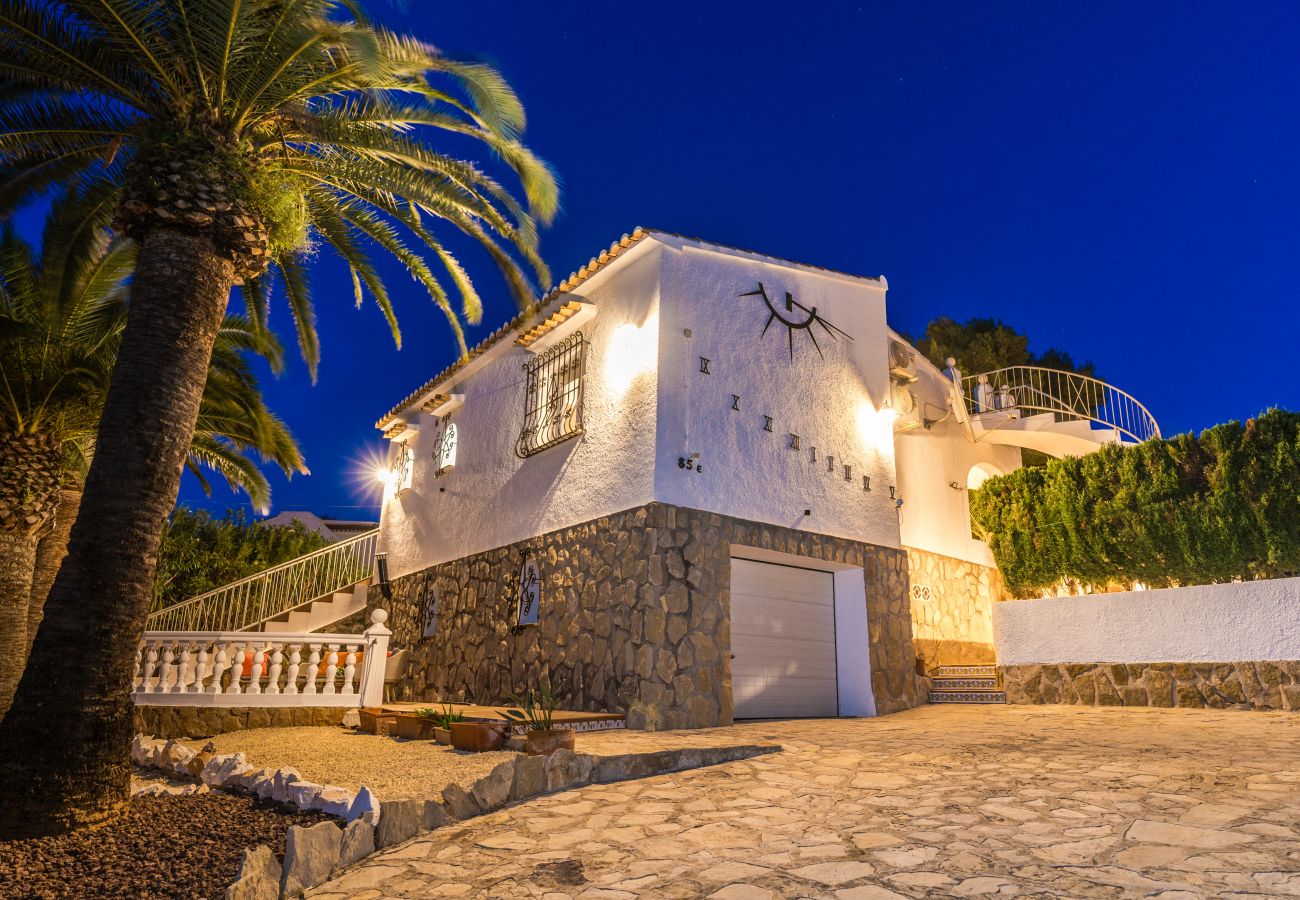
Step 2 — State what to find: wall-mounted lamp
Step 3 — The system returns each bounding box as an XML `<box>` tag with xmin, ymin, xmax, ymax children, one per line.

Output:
<box><xmin>375</xmin><ymin>551</ymin><xmax>392</xmax><ymax>601</ymax></box>
<box><xmin>949</xmin><ymin>481</ymin><xmax>963</xmax><ymax>491</ymax></box>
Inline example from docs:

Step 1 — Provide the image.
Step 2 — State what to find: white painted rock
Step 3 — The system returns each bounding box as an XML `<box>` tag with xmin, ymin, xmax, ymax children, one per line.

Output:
<box><xmin>225</xmin><ymin>844</ymin><xmax>280</xmax><ymax>900</ymax></box>
<box><xmin>312</xmin><ymin>786</ymin><xmax>354</xmax><ymax>818</ymax></box>
<box><xmin>337</xmin><ymin>819</ymin><xmax>375</xmax><ymax>869</ymax></box>
<box><xmin>230</xmin><ymin>767</ymin><xmax>273</xmax><ymax>793</ymax></box>
<box><xmin>131</xmin><ymin>735</ymin><xmax>153</xmax><ymax>766</ymax></box>
<box><xmin>269</xmin><ymin>767</ymin><xmax>302</xmax><ymax>803</ymax></box>
<box><xmin>161</xmin><ymin>740</ymin><xmax>197</xmax><ymax>774</ymax></box>
<box><xmin>346</xmin><ymin>786</ymin><xmax>379</xmax><ymax>823</ymax></box>
<box><xmin>201</xmin><ymin>752</ymin><xmax>249</xmax><ymax>786</ymax></box>
<box><xmin>341</xmin><ymin>709</ymin><xmax>360</xmax><ymax>728</ymax></box>
<box><xmin>280</xmin><ymin>821</ymin><xmax>342</xmax><ymax>897</ymax></box>
<box><xmin>287</xmin><ymin>781</ymin><xmax>324</xmax><ymax>811</ymax></box>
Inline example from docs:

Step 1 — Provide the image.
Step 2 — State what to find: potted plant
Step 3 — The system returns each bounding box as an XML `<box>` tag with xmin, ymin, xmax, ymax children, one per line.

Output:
<box><xmin>450</xmin><ymin>719</ymin><xmax>507</xmax><ymax>752</ymax></box>
<box><xmin>420</xmin><ymin>704</ymin><xmax>463</xmax><ymax>745</ymax></box>
<box><xmin>500</xmin><ymin>684</ymin><xmax>574</xmax><ymax>756</ymax></box>
<box><xmin>393</xmin><ymin>710</ymin><xmax>437</xmax><ymax>740</ymax></box>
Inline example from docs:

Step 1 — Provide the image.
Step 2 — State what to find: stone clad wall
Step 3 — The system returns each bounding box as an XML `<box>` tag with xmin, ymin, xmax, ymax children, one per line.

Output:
<box><xmin>374</xmin><ymin>502</ymin><xmax>923</xmax><ymax>729</ymax></box>
<box><xmin>905</xmin><ymin>547</ymin><xmax>1006</xmax><ymax>669</ymax></box>
<box><xmin>1001</xmin><ymin>661</ymin><xmax>1300</xmax><ymax>711</ymax></box>
<box><xmin>133</xmin><ymin>705</ymin><xmax>347</xmax><ymax>740</ymax></box>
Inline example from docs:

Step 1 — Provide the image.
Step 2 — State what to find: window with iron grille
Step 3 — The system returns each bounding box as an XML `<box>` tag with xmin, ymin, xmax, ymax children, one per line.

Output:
<box><xmin>516</xmin><ymin>331</ymin><xmax>586</xmax><ymax>457</ymax></box>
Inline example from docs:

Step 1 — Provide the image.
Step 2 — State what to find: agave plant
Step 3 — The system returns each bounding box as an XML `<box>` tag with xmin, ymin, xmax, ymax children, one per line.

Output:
<box><xmin>0</xmin><ymin>0</ymin><xmax>555</xmax><ymax>835</ymax></box>
<box><xmin>0</xmin><ymin>183</ymin><xmax>307</xmax><ymax>719</ymax></box>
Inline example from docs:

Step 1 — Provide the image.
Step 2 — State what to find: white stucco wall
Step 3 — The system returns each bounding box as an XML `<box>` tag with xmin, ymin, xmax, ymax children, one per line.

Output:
<box><xmin>994</xmin><ymin>578</ymin><xmax>1300</xmax><ymax>665</ymax></box>
<box><xmin>377</xmin><ymin>241</ymin><xmax>663</xmax><ymax>578</ymax></box>
<box><xmin>652</xmin><ymin>239</ymin><xmax>902</xmax><ymax>548</ymax></box>
<box><xmin>893</xmin><ymin>349</ymin><xmax>1021</xmax><ymax>566</ymax></box>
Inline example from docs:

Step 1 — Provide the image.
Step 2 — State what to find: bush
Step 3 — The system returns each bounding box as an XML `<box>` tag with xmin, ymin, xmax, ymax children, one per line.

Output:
<box><xmin>969</xmin><ymin>408</ymin><xmax>1300</xmax><ymax>597</ymax></box>
<box><xmin>153</xmin><ymin>507</ymin><xmax>330</xmax><ymax>609</ymax></box>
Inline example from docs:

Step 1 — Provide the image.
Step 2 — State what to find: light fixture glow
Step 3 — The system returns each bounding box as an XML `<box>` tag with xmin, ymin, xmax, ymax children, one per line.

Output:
<box><xmin>604</xmin><ymin>315</ymin><xmax>658</xmax><ymax>394</ymax></box>
<box><xmin>856</xmin><ymin>401</ymin><xmax>898</xmax><ymax>451</ymax></box>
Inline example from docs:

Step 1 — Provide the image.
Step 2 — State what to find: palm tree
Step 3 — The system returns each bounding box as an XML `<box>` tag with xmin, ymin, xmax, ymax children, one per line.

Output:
<box><xmin>0</xmin><ymin>1</ymin><xmax>555</xmax><ymax>834</ymax></box>
<box><xmin>0</xmin><ymin>183</ymin><xmax>308</xmax><ymax>718</ymax></box>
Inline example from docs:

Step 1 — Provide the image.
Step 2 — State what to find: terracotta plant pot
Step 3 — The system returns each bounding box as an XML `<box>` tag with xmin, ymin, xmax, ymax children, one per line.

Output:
<box><xmin>433</xmin><ymin>726</ymin><xmax>452</xmax><ymax>745</ymax></box>
<box><xmin>450</xmin><ymin>721</ymin><xmax>506</xmax><ymax>752</ymax></box>
<box><xmin>392</xmin><ymin>714</ymin><xmax>438</xmax><ymax>740</ymax></box>
<box><xmin>524</xmin><ymin>728</ymin><xmax>576</xmax><ymax>756</ymax></box>
<box><xmin>358</xmin><ymin>707</ymin><xmax>398</xmax><ymax>736</ymax></box>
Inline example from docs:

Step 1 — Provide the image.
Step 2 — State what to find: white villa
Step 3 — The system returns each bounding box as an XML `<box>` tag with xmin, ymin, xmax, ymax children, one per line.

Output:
<box><xmin>360</xmin><ymin>229</ymin><xmax>1156</xmax><ymax>729</ymax></box>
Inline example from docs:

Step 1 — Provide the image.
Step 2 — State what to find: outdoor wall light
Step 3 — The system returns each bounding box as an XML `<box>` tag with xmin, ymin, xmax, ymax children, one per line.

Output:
<box><xmin>376</xmin><ymin>552</ymin><xmax>392</xmax><ymax>600</ymax></box>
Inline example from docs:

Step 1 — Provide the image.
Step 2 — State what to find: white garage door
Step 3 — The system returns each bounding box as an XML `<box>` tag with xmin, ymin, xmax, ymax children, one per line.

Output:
<box><xmin>730</xmin><ymin>557</ymin><xmax>838</xmax><ymax>718</ymax></box>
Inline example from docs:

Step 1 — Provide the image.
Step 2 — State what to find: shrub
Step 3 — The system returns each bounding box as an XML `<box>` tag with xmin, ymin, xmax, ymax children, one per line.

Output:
<box><xmin>969</xmin><ymin>409</ymin><xmax>1300</xmax><ymax>597</ymax></box>
<box><xmin>153</xmin><ymin>506</ymin><xmax>330</xmax><ymax>609</ymax></box>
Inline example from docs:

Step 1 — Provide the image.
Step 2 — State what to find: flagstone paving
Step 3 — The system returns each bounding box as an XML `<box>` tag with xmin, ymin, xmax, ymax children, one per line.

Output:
<box><xmin>308</xmin><ymin>704</ymin><xmax>1300</xmax><ymax>899</ymax></box>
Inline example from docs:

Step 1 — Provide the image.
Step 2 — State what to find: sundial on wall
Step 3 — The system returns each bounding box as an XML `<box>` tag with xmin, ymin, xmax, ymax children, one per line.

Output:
<box><xmin>741</xmin><ymin>282</ymin><xmax>851</xmax><ymax>360</ymax></box>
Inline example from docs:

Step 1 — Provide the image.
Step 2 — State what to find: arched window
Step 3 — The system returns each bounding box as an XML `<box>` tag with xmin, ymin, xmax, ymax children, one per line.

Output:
<box><xmin>966</xmin><ymin>463</ymin><xmax>1004</xmax><ymax>539</ymax></box>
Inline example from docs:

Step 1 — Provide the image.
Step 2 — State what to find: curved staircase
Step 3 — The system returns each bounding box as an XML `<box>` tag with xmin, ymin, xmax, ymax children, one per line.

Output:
<box><xmin>952</xmin><ymin>366</ymin><xmax>1159</xmax><ymax>458</ymax></box>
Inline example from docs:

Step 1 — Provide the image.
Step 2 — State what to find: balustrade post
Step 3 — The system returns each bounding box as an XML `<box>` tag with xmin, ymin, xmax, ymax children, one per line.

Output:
<box><xmin>211</xmin><ymin>643</ymin><xmax>231</xmax><ymax>694</ymax></box>
<box><xmin>322</xmin><ymin>645</ymin><xmax>339</xmax><ymax>695</ymax></box>
<box><xmin>359</xmin><ymin>609</ymin><xmax>392</xmax><ymax>708</ymax></box>
<box><xmin>193</xmin><ymin>643</ymin><xmax>210</xmax><ymax>693</ymax></box>
<box><xmin>161</xmin><ymin>643</ymin><xmax>177</xmax><ymax>693</ymax></box>
<box><xmin>303</xmin><ymin>644</ymin><xmax>321</xmax><ymax>695</ymax></box>
<box><xmin>342</xmin><ymin>647</ymin><xmax>358</xmax><ymax>695</ymax></box>
<box><xmin>247</xmin><ymin>646</ymin><xmax>266</xmax><ymax>694</ymax></box>
<box><xmin>226</xmin><ymin>643</ymin><xmax>246</xmax><ymax>695</ymax></box>
<box><xmin>267</xmin><ymin>644</ymin><xmax>283</xmax><ymax>695</ymax></box>
<box><xmin>285</xmin><ymin>644</ymin><xmax>301</xmax><ymax>695</ymax></box>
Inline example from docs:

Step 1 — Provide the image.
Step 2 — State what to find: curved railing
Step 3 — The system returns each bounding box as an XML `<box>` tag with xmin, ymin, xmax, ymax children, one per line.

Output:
<box><xmin>146</xmin><ymin>528</ymin><xmax>380</xmax><ymax>633</ymax></box>
<box><xmin>961</xmin><ymin>366</ymin><xmax>1159</xmax><ymax>445</ymax></box>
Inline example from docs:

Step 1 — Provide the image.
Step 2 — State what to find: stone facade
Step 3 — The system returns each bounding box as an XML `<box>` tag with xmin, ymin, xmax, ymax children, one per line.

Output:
<box><xmin>375</xmin><ymin>502</ymin><xmax>925</xmax><ymax>729</ymax></box>
<box><xmin>133</xmin><ymin>705</ymin><xmax>348</xmax><ymax>740</ymax></box>
<box><xmin>1001</xmin><ymin>660</ymin><xmax>1300</xmax><ymax>711</ymax></box>
<box><xmin>905</xmin><ymin>547</ymin><xmax>1006</xmax><ymax>669</ymax></box>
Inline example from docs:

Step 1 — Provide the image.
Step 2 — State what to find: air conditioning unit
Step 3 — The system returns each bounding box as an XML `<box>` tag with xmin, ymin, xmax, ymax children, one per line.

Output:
<box><xmin>892</xmin><ymin>383</ymin><xmax>922</xmax><ymax>432</ymax></box>
<box><xmin>889</xmin><ymin>339</ymin><xmax>918</xmax><ymax>384</ymax></box>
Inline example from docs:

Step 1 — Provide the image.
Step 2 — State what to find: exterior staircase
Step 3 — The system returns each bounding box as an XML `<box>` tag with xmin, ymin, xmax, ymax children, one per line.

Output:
<box><xmin>927</xmin><ymin>665</ymin><xmax>1006</xmax><ymax>704</ymax></box>
<box><xmin>146</xmin><ymin>528</ymin><xmax>379</xmax><ymax>633</ymax></box>
<box><xmin>951</xmin><ymin>366</ymin><xmax>1159</xmax><ymax>458</ymax></box>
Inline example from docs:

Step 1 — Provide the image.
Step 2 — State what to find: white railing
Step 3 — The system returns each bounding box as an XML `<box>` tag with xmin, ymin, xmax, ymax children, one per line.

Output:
<box><xmin>132</xmin><ymin>610</ymin><xmax>391</xmax><ymax>708</ymax></box>
<box><xmin>960</xmin><ymin>366</ymin><xmax>1160</xmax><ymax>445</ymax></box>
<box><xmin>146</xmin><ymin>528</ymin><xmax>380</xmax><ymax>632</ymax></box>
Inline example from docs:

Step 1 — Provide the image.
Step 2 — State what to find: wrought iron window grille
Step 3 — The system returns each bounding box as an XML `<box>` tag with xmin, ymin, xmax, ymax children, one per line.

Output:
<box><xmin>516</xmin><ymin>331</ymin><xmax>587</xmax><ymax>458</ymax></box>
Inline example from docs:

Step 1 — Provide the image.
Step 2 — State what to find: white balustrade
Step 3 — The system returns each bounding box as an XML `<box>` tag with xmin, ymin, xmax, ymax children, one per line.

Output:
<box><xmin>132</xmin><ymin>610</ymin><xmax>392</xmax><ymax>708</ymax></box>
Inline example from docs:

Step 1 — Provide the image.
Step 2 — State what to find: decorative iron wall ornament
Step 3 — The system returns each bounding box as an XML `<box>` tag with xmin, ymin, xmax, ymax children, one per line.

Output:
<box><xmin>433</xmin><ymin>419</ymin><xmax>458</xmax><ymax>476</ymax></box>
<box><xmin>517</xmin><ymin>331</ymin><xmax>586</xmax><ymax>457</ymax></box>
<box><xmin>515</xmin><ymin>549</ymin><xmax>541</xmax><ymax>627</ymax></box>
<box><xmin>420</xmin><ymin>573</ymin><xmax>439</xmax><ymax>638</ymax></box>
<box><xmin>740</xmin><ymin>282</ymin><xmax>852</xmax><ymax>360</ymax></box>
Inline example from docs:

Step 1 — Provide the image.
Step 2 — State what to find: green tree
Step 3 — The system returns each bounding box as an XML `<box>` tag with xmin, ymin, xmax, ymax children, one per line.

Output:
<box><xmin>153</xmin><ymin>507</ymin><xmax>328</xmax><ymax>610</ymax></box>
<box><xmin>0</xmin><ymin>0</ymin><xmax>555</xmax><ymax>835</ymax></box>
<box><xmin>914</xmin><ymin>316</ymin><xmax>1096</xmax><ymax>378</ymax></box>
<box><xmin>0</xmin><ymin>183</ymin><xmax>307</xmax><ymax>720</ymax></box>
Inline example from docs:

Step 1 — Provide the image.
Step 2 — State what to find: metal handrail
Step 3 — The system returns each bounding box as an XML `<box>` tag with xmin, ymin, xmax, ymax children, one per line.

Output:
<box><xmin>961</xmin><ymin>366</ymin><xmax>1159</xmax><ymax>445</ymax></box>
<box><xmin>146</xmin><ymin>528</ymin><xmax>380</xmax><ymax>633</ymax></box>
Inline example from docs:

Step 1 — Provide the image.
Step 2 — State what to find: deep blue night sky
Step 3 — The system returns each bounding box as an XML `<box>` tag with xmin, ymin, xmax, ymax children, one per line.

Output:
<box><xmin>160</xmin><ymin>2</ymin><xmax>1299</xmax><ymax>518</ymax></box>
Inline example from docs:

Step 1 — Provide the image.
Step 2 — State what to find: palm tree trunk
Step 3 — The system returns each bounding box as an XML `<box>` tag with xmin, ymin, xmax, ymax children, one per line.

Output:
<box><xmin>0</xmin><ymin>533</ymin><xmax>40</xmax><ymax>718</ymax></box>
<box><xmin>0</xmin><ymin>432</ymin><xmax>62</xmax><ymax>718</ymax></box>
<box><xmin>0</xmin><ymin>228</ymin><xmax>235</xmax><ymax>837</ymax></box>
<box><xmin>25</xmin><ymin>488</ymin><xmax>84</xmax><ymax>661</ymax></box>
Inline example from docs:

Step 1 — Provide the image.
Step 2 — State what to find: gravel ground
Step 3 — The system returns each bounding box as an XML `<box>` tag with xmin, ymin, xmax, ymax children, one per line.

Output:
<box><xmin>190</xmin><ymin>727</ymin><xmax>516</xmax><ymax>798</ymax></box>
<box><xmin>0</xmin><ymin>793</ymin><xmax>332</xmax><ymax>900</ymax></box>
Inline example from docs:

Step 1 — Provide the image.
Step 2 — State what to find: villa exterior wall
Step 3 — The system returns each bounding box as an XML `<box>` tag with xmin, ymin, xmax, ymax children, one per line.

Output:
<box><xmin>905</xmin><ymin>546</ymin><xmax>1006</xmax><ymax>668</ymax></box>
<box><xmin>371</xmin><ymin>501</ymin><xmax>924</xmax><ymax>729</ymax></box>
<box><xmin>377</xmin><ymin>241</ymin><xmax>664</xmax><ymax>580</ymax></box>
<box><xmin>651</xmin><ymin>238</ymin><xmax>904</xmax><ymax>550</ymax></box>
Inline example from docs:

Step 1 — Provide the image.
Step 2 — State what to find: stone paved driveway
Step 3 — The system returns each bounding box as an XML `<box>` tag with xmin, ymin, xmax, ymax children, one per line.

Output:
<box><xmin>310</xmin><ymin>705</ymin><xmax>1300</xmax><ymax>899</ymax></box>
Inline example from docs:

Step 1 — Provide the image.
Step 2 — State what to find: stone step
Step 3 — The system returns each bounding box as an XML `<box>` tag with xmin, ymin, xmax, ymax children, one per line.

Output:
<box><xmin>928</xmin><ymin>690</ymin><xmax>1007</xmax><ymax>705</ymax></box>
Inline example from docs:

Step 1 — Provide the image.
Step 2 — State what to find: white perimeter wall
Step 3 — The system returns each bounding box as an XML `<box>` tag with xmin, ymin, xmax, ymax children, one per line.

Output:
<box><xmin>994</xmin><ymin>578</ymin><xmax>1300</xmax><ymax>665</ymax></box>
<box><xmin>377</xmin><ymin>243</ymin><xmax>663</xmax><ymax>578</ymax></box>
<box><xmin>652</xmin><ymin>239</ymin><xmax>902</xmax><ymax>548</ymax></box>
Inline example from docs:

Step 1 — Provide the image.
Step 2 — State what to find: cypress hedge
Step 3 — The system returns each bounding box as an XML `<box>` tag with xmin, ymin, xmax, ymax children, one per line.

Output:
<box><xmin>969</xmin><ymin>408</ymin><xmax>1300</xmax><ymax>597</ymax></box>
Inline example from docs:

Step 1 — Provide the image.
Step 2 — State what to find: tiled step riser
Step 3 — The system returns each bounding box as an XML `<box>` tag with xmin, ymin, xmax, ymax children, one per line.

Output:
<box><xmin>929</xmin><ymin>691</ymin><xmax>1007</xmax><ymax>704</ymax></box>
<box><xmin>930</xmin><ymin>677</ymin><xmax>998</xmax><ymax>691</ymax></box>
